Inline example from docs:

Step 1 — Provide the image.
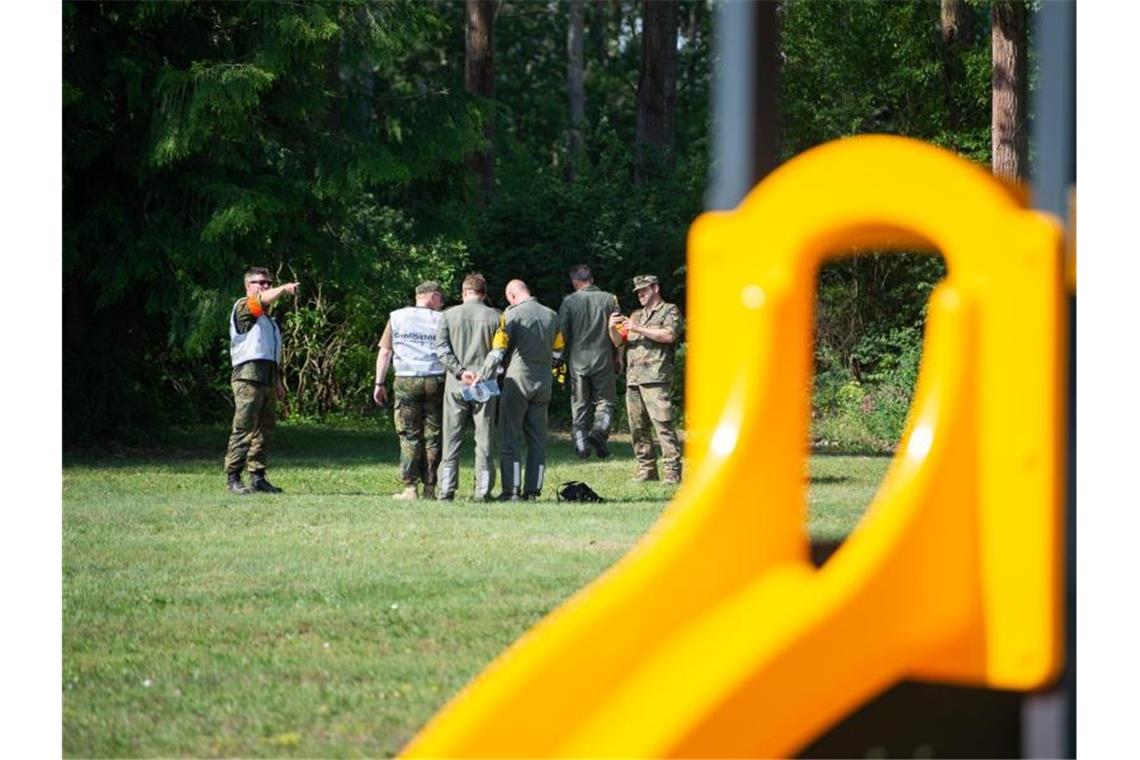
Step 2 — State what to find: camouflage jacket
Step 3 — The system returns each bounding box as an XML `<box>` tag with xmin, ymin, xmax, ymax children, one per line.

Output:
<box><xmin>624</xmin><ymin>300</ymin><xmax>683</xmax><ymax>386</ymax></box>
<box><xmin>558</xmin><ymin>285</ymin><xmax>620</xmax><ymax>375</ymax></box>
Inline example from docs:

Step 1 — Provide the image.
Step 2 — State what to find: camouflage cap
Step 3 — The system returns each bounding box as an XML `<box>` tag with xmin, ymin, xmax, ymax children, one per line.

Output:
<box><xmin>415</xmin><ymin>280</ymin><xmax>443</xmax><ymax>296</ymax></box>
<box><xmin>631</xmin><ymin>274</ymin><xmax>659</xmax><ymax>292</ymax></box>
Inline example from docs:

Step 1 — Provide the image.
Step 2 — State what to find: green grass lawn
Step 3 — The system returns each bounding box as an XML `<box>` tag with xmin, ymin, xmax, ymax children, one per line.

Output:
<box><xmin>63</xmin><ymin>422</ymin><xmax>889</xmax><ymax>757</ymax></box>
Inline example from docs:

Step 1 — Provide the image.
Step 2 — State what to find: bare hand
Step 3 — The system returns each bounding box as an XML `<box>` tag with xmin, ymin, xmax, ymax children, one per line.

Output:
<box><xmin>373</xmin><ymin>384</ymin><xmax>388</xmax><ymax>405</ymax></box>
<box><xmin>608</xmin><ymin>312</ymin><xmax>625</xmax><ymax>329</ymax></box>
<box><xmin>283</xmin><ymin>282</ymin><xmax>300</xmax><ymax>295</ymax></box>
<box><xmin>461</xmin><ymin>370</ymin><xmax>477</xmax><ymax>386</ymax></box>
<box><xmin>276</xmin><ymin>381</ymin><xmax>286</xmax><ymax>401</ymax></box>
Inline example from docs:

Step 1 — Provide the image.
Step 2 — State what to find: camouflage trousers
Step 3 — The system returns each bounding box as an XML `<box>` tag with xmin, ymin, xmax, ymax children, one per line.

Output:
<box><xmin>393</xmin><ymin>375</ymin><xmax>444</xmax><ymax>487</ymax></box>
<box><xmin>626</xmin><ymin>382</ymin><xmax>682</xmax><ymax>480</ymax></box>
<box><xmin>570</xmin><ymin>364</ymin><xmax>616</xmax><ymax>454</ymax></box>
<box><xmin>224</xmin><ymin>380</ymin><xmax>276</xmax><ymax>475</ymax></box>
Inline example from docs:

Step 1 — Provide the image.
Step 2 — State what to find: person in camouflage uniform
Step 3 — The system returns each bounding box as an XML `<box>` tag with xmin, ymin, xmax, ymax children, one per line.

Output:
<box><xmin>558</xmin><ymin>264</ymin><xmax>621</xmax><ymax>459</ymax></box>
<box><xmin>608</xmin><ymin>274</ymin><xmax>683</xmax><ymax>484</ymax></box>
<box><xmin>374</xmin><ymin>281</ymin><xmax>446</xmax><ymax>500</ymax></box>
<box><xmin>479</xmin><ymin>279</ymin><xmax>565</xmax><ymax>500</ymax></box>
<box><xmin>433</xmin><ymin>273</ymin><xmax>501</xmax><ymax>501</ymax></box>
<box><xmin>223</xmin><ymin>267</ymin><xmax>300</xmax><ymax>494</ymax></box>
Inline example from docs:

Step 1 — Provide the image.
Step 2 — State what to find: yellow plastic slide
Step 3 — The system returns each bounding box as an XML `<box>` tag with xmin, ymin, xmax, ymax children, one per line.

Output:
<box><xmin>401</xmin><ymin>135</ymin><xmax>1066</xmax><ymax>758</ymax></box>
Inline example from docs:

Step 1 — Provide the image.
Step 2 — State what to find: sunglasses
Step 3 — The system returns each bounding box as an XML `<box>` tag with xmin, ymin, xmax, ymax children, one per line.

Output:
<box><xmin>249</xmin><ymin>280</ymin><xmax>273</xmax><ymax>286</ymax></box>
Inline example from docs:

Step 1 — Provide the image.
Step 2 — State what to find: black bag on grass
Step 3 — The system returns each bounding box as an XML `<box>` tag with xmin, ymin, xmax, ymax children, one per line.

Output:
<box><xmin>557</xmin><ymin>481</ymin><xmax>605</xmax><ymax>503</ymax></box>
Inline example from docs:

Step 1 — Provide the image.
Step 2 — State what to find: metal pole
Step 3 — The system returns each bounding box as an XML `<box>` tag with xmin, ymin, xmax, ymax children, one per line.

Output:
<box><xmin>1022</xmin><ymin>1</ymin><xmax>1076</xmax><ymax>758</ymax></box>
<box><xmin>707</xmin><ymin>0</ymin><xmax>780</xmax><ymax>211</ymax></box>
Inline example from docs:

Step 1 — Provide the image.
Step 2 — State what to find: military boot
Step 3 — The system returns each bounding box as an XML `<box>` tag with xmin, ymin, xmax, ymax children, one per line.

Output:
<box><xmin>497</xmin><ymin>490</ymin><xmax>521</xmax><ymax>502</ymax></box>
<box><xmin>250</xmin><ymin>470</ymin><xmax>283</xmax><ymax>494</ymax></box>
<box><xmin>587</xmin><ymin>430</ymin><xmax>610</xmax><ymax>460</ymax></box>
<box><xmin>521</xmin><ymin>490</ymin><xmax>542</xmax><ymax>501</ymax></box>
<box><xmin>392</xmin><ymin>485</ymin><xmax>419</xmax><ymax>501</ymax></box>
<box><xmin>663</xmin><ymin>472</ymin><xmax>682</xmax><ymax>485</ymax></box>
<box><xmin>227</xmin><ymin>472</ymin><xmax>252</xmax><ymax>495</ymax></box>
<box><xmin>631</xmin><ymin>469</ymin><xmax>659</xmax><ymax>483</ymax></box>
<box><xmin>421</xmin><ymin>484</ymin><xmax>436</xmax><ymax>500</ymax></box>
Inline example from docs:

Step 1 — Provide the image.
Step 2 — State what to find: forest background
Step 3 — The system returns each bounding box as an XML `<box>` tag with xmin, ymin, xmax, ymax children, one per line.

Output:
<box><xmin>63</xmin><ymin>0</ymin><xmax>1031</xmax><ymax>450</ymax></box>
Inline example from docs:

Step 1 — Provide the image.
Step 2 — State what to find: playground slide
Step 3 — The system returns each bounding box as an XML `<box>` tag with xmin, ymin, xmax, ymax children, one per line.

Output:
<box><xmin>400</xmin><ymin>136</ymin><xmax>1066</xmax><ymax>758</ymax></box>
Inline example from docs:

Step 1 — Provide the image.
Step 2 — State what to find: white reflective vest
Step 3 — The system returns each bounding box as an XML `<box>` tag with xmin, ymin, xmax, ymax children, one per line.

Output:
<box><xmin>390</xmin><ymin>307</ymin><xmax>444</xmax><ymax>377</ymax></box>
<box><xmin>230</xmin><ymin>299</ymin><xmax>282</xmax><ymax>366</ymax></box>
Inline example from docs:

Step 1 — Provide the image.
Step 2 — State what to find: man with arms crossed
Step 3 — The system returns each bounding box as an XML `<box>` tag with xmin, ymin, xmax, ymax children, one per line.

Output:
<box><xmin>224</xmin><ymin>267</ymin><xmax>300</xmax><ymax>494</ymax></box>
<box><xmin>434</xmin><ymin>273</ymin><xmax>501</xmax><ymax>501</ymax></box>
<box><xmin>558</xmin><ymin>264</ymin><xmax>621</xmax><ymax>459</ymax></box>
<box><xmin>374</xmin><ymin>281</ymin><xmax>446</xmax><ymax>500</ymax></box>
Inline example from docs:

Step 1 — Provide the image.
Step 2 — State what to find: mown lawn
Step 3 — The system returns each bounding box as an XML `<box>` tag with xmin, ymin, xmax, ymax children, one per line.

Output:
<box><xmin>62</xmin><ymin>422</ymin><xmax>889</xmax><ymax>757</ymax></box>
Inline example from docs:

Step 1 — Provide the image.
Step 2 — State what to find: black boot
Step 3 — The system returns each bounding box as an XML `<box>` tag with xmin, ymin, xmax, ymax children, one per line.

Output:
<box><xmin>498</xmin><ymin>490</ymin><xmax>521</xmax><ymax>502</ymax></box>
<box><xmin>250</xmin><ymin>470</ymin><xmax>283</xmax><ymax>494</ymax></box>
<box><xmin>587</xmin><ymin>430</ymin><xmax>610</xmax><ymax>460</ymax></box>
<box><xmin>521</xmin><ymin>490</ymin><xmax>542</xmax><ymax>501</ymax></box>
<box><xmin>227</xmin><ymin>472</ymin><xmax>252</xmax><ymax>495</ymax></box>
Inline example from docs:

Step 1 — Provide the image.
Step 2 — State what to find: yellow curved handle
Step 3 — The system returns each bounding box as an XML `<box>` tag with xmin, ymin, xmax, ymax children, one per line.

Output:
<box><xmin>400</xmin><ymin>135</ymin><xmax>1065</xmax><ymax>758</ymax></box>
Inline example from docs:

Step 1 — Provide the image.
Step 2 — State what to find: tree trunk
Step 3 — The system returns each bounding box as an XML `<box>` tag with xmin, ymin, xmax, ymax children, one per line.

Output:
<box><xmin>991</xmin><ymin>0</ymin><xmax>1028</xmax><ymax>181</ymax></box>
<box><xmin>635</xmin><ymin>0</ymin><xmax>679</xmax><ymax>184</ymax></box>
<box><xmin>939</xmin><ymin>0</ymin><xmax>974</xmax><ymax>129</ymax></box>
<box><xmin>566</xmin><ymin>0</ymin><xmax>586</xmax><ymax>175</ymax></box>
<box><xmin>940</xmin><ymin>0</ymin><xmax>974</xmax><ymax>46</ymax></box>
<box><xmin>465</xmin><ymin>0</ymin><xmax>496</xmax><ymax>202</ymax></box>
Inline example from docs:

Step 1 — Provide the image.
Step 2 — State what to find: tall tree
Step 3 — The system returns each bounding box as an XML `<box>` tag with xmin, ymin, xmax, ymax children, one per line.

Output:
<box><xmin>939</xmin><ymin>0</ymin><xmax>974</xmax><ymax>129</ymax></box>
<box><xmin>634</xmin><ymin>0</ymin><xmax>679</xmax><ymax>183</ymax></box>
<box><xmin>940</xmin><ymin>0</ymin><xmax>975</xmax><ymax>46</ymax></box>
<box><xmin>466</xmin><ymin>0</ymin><xmax>497</xmax><ymax>201</ymax></box>
<box><xmin>567</xmin><ymin>0</ymin><xmax>586</xmax><ymax>173</ymax></box>
<box><xmin>991</xmin><ymin>0</ymin><xmax>1028</xmax><ymax>180</ymax></box>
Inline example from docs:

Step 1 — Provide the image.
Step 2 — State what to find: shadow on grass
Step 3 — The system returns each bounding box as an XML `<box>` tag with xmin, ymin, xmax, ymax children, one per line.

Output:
<box><xmin>62</xmin><ymin>422</ymin><xmax>648</xmax><ymax>476</ymax></box>
<box><xmin>811</xmin><ymin>446</ymin><xmax>894</xmax><ymax>458</ymax></box>
<box><xmin>808</xmin><ymin>475</ymin><xmax>852</xmax><ymax>485</ymax></box>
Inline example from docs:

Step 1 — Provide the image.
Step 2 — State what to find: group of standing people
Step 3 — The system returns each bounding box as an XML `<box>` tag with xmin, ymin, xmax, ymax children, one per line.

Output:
<box><xmin>222</xmin><ymin>265</ymin><xmax>683</xmax><ymax>500</ymax></box>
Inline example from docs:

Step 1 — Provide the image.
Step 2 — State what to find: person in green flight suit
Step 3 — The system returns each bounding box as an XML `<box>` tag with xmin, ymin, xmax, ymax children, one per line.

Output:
<box><xmin>433</xmin><ymin>273</ymin><xmax>502</xmax><ymax>501</ymax></box>
<box><xmin>608</xmin><ymin>274</ymin><xmax>684</xmax><ymax>484</ymax></box>
<box><xmin>223</xmin><ymin>266</ymin><xmax>300</xmax><ymax>494</ymax></box>
<box><xmin>557</xmin><ymin>264</ymin><xmax>622</xmax><ymax>460</ymax></box>
<box><xmin>478</xmin><ymin>279</ymin><xmax>565</xmax><ymax>501</ymax></box>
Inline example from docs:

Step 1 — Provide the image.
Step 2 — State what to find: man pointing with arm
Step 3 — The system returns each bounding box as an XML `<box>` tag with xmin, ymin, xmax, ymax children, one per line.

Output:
<box><xmin>224</xmin><ymin>267</ymin><xmax>300</xmax><ymax>494</ymax></box>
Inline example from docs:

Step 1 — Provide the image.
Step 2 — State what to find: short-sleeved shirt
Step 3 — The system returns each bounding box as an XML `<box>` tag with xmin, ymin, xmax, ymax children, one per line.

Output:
<box><xmin>231</xmin><ymin>296</ymin><xmax>278</xmax><ymax>385</ymax></box>
<box><xmin>624</xmin><ymin>300</ymin><xmax>683</xmax><ymax>386</ymax></box>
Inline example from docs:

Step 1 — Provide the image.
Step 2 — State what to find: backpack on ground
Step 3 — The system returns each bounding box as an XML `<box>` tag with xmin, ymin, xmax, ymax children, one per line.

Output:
<box><xmin>557</xmin><ymin>481</ymin><xmax>605</xmax><ymax>503</ymax></box>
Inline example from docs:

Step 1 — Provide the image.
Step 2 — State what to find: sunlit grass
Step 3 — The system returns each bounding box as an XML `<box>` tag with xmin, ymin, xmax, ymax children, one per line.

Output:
<box><xmin>64</xmin><ymin>423</ymin><xmax>885</xmax><ymax>757</ymax></box>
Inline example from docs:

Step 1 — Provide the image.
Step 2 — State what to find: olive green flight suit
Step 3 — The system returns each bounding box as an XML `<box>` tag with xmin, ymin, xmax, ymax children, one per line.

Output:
<box><xmin>434</xmin><ymin>299</ymin><xmax>502</xmax><ymax>499</ymax></box>
<box><xmin>558</xmin><ymin>285</ymin><xmax>620</xmax><ymax>455</ymax></box>
<box><xmin>481</xmin><ymin>297</ymin><xmax>564</xmax><ymax>497</ymax></box>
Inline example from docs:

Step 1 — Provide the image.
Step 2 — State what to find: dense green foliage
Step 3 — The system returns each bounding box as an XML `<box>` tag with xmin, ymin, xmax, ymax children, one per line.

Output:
<box><xmin>63</xmin><ymin>423</ymin><xmax>886</xmax><ymax>755</ymax></box>
<box><xmin>64</xmin><ymin>0</ymin><xmax>1019</xmax><ymax>449</ymax></box>
<box><xmin>782</xmin><ymin>0</ymin><xmax>998</xmax><ymax>449</ymax></box>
